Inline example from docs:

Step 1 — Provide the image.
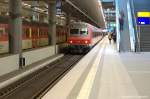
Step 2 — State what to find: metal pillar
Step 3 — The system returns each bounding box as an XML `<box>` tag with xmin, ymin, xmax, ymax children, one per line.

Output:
<box><xmin>9</xmin><ymin>0</ymin><xmax>24</xmax><ymax>68</ymax></box>
<box><xmin>48</xmin><ymin>0</ymin><xmax>57</xmax><ymax>53</ymax></box>
<box><xmin>66</xmin><ymin>14</ymin><xmax>71</xmax><ymax>27</ymax></box>
<box><xmin>66</xmin><ymin>14</ymin><xmax>71</xmax><ymax>37</ymax></box>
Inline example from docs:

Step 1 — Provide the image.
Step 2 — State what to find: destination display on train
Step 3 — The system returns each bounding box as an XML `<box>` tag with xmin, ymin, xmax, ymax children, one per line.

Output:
<box><xmin>137</xmin><ymin>12</ymin><xmax>150</xmax><ymax>25</ymax></box>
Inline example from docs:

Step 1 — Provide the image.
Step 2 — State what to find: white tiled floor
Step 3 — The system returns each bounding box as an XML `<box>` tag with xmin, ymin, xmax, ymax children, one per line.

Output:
<box><xmin>91</xmin><ymin>42</ymin><xmax>140</xmax><ymax>99</ymax></box>
<box><xmin>42</xmin><ymin>38</ymin><xmax>150</xmax><ymax>99</ymax></box>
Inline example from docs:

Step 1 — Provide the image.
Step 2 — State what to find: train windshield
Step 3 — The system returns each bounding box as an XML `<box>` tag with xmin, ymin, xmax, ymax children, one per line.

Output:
<box><xmin>80</xmin><ymin>28</ymin><xmax>88</xmax><ymax>35</ymax></box>
<box><xmin>70</xmin><ymin>29</ymin><xmax>79</xmax><ymax>35</ymax></box>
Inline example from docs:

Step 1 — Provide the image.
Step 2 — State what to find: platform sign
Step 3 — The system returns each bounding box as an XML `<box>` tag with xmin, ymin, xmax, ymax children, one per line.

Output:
<box><xmin>56</xmin><ymin>0</ymin><xmax>62</xmax><ymax>15</ymax></box>
<box><xmin>137</xmin><ymin>12</ymin><xmax>150</xmax><ymax>25</ymax></box>
<box><xmin>137</xmin><ymin>17</ymin><xmax>150</xmax><ymax>25</ymax></box>
<box><xmin>137</xmin><ymin>12</ymin><xmax>150</xmax><ymax>17</ymax></box>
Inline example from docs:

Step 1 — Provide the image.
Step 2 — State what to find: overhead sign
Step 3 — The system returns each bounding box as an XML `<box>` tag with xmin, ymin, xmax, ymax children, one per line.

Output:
<box><xmin>137</xmin><ymin>17</ymin><xmax>150</xmax><ymax>25</ymax></box>
<box><xmin>56</xmin><ymin>0</ymin><xmax>62</xmax><ymax>15</ymax></box>
<box><xmin>137</xmin><ymin>12</ymin><xmax>150</xmax><ymax>17</ymax></box>
<box><xmin>137</xmin><ymin>12</ymin><xmax>150</xmax><ymax>25</ymax></box>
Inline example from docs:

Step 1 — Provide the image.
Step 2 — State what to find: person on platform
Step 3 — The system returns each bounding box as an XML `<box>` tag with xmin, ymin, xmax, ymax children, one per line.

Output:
<box><xmin>119</xmin><ymin>10</ymin><xmax>124</xmax><ymax>31</ymax></box>
<box><xmin>108</xmin><ymin>33</ymin><xmax>113</xmax><ymax>44</ymax></box>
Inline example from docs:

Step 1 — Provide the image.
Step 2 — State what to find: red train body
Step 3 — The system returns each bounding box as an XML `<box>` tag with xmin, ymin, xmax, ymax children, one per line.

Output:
<box><xmin>0</xmin><ymin>16</ymin><xmax>67</xmax><ymax>54</ymax></box>
<box><xmin>67</xmin><ymin>22</ymin><xmax>103</xmax><ymax>53</ymax></box>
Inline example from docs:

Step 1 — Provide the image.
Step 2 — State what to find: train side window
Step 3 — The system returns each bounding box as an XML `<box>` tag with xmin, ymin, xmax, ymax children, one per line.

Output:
<box><xmin>23</xmin><ymin>28</ymin><xmax>26</xmax><ymax>36</ymax></box>
<box><xmin>41</xmin><ymin>32</ymin><xmax>43</xmax><ymax>36</ymax></box>
<box><xmin>70</xmin><ymin>29</ymin><xmax>79</xmax><ymax>35</ymax></box>
<box><xmin>40</xmin><ymin>30</ymin><xmax>43</xmax><ymax>36</ymax></box>
<box><xmin>45</xmin><ymin>30</ymin><xmax>48</xmax><ymax>35</ymax></box>
<box><xmin>93</xmin><ymin>32</ymin><xmax>95</xmax><ymax>37</ymax></box>
<box><xmin>44</xmin><ymin>31</ymin><xmax>47</xmax><ymax>36</ymax></box>
<box><xmin>0</xmin><ymin>28</ymin><xmax>4</xmax><ymax>37</ymax></box>
<box><xmin>39</xmin><ymin>30</ymin><xmax>41</xmax><ymax>36</ymax></box>
<box><xmin>26</xmin><ymin>28</ymin><xmax>30</xmax><ymax>38</ymax></box>
<box><xmin>5</xmin><ymin>27</ymin><xmax>8</xmax><ymax>36</ymax></box>
<box><xmin>32</xmin><ymin>29</ymin><xmax>34</xmax><ymax>36</ymax></box>
<box><xmin>42</xmin><ymin>31</ymin><xmax>44</xmax><ymax>36</ymax></box>
<box><xmin>43</xmin><ymin>30</ymin><xmax>45</xmax><ymax>36</ymax></box>
<box><xmin>40</xmin><ymin>29</ymin><xmax>42</xmax><ymax>36</ymax></box>
<box><xmin>46</xmin><ymin>31</ymin><xmax>48</xmax><ymax>36</ymax></box>
<box><xmin>32</xmin><ymin>29</ymin><xmax>36</xmax><ymax>36</ymax></box>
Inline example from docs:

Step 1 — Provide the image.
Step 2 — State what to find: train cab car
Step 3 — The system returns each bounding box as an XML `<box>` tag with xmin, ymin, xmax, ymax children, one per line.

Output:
<box><xmin>68</xmin><ymin>22</ymin><xmax>92</xmax><ymax>53</ymax></box>
<box><xmin>67</xmin><ymin>22</ymin><xmax>103</xmax><ymax>53</ymax></box>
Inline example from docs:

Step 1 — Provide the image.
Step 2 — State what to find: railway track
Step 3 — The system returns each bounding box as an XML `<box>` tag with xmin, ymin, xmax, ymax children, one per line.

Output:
<box><xmin>0</xmin><ymin>54</ymin><xmax>84</xmax><ymax>99</ymax></box>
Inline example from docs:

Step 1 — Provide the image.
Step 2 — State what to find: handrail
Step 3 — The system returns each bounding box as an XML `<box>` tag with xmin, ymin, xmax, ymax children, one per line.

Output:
<box><xmin>127</xmin><ymin>0</ymin><xmax>136</xmax><ymax>51</ymax></box>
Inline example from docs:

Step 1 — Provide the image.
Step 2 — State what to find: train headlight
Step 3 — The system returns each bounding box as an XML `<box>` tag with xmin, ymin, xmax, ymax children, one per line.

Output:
<box><xmin>69</xmin><ymin>40</ymin><xmax>73</xmax><ymax>43</ymax></box>
<box><xmin>85</xmin><ymin>40</ymin><xmax>88</xmax><ymax>44</ymax></box>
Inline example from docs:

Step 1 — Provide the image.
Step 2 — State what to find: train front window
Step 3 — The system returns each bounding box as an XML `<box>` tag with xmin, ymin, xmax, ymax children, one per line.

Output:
<box><xmin>80</xmin><ymin>28</ymin><xmax>88</xmax><ymax>35</ymax></box>
<box><xmin>70</xmin><ymin>29</ymin><xmax>79</xmax><ymax>35</ymax></box>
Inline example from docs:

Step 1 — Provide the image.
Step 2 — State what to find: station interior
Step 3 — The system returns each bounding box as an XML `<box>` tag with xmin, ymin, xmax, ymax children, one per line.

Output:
<box><xmin>0</xmin><ymin>0</ymin><xmax>150</xmax><ymax>99</ymax></box>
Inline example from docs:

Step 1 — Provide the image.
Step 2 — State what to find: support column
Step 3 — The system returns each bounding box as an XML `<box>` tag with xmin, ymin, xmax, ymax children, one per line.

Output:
<box><xmin>66</xmin><ymin>14</ymin><xmax>71</xmax><ymax>27</ymax></box>
<box><xmin>66</xmin><ymin>14</ymin><xmax>71</xmax><ymax>37</ymax></box>
<box><xmin>48</xmin><ymin>0</ymin><xmax>56</xmax><ymax>46</ymax></box>
<box><xmin>9</xmin><ymin>0</ymin><xmax>23</xmax><ymax>68</ymax></box>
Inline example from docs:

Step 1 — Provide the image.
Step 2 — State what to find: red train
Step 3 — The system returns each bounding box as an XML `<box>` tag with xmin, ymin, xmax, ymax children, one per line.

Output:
<box><xmin>67</xmin><ymin>22</ymin><xmax>103</xmax><ymax>53</ymax></box>
<box><xmin>0</xmin><ymin>16</ymin><xmax>67</xmax><ymax>54</ymax></box>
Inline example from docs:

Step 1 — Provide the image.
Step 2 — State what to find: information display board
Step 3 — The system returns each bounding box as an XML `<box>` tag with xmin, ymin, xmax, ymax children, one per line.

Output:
<box><xmin>137</xmin><ymin>12</ymin><xmax>150</xmax><ymax>25</ymax></box>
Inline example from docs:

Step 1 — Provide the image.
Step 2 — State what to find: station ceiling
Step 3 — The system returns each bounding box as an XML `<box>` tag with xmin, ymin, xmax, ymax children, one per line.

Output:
<box><xmin>0</xmin><ymin>0</ymin><xmax>106</xmax><ymax>28</ymax></box>
<box><xmin>62</xmin><ymin>0</ymin><xmax>106</xmax><ymax>28</ymax></box>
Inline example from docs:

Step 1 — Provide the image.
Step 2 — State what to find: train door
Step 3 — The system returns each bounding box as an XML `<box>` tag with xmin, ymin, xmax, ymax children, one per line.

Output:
<box><xmin>22</xmin><ymin>26</ymin><xmax>32</xmax><ymax>49</ymax></box>
<box><xmin>31</xmin><ymin>27</ymin><xmax>39</xmax><ymax>48</ymax></box>
<box><xmin>56</xmin><ymin>26</ymin><xmax>60</xmax><ymax>43</ymax></box>
<box><xmin>0</xmin><ymin>25</ymin><xmax>9</xmax><ymax>54</ymax></box>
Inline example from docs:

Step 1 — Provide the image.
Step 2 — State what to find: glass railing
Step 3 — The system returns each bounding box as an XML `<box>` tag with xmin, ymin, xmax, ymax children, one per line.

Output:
<box><xmin>127</xmin><ymin>0</ymin><xmax>136</xmax><ymax>52</ymax></box>
<box><xmin>115</xmin><ymin>0</ymin><xmax>121</xmax><ymax>51</ymax></box>
<box><xmin>129</xmin><ymin>0</ymin><xmax>140</xmax><ymax>52</ymax></box>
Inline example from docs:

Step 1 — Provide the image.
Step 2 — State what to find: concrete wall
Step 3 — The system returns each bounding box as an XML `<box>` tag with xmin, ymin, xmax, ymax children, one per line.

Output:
<box><xmin>0</xmin><ymin>45</ymin><xmax>58</xmax><ymax>76</ymax></box>
<box><xmin>0</xmin><ymin>55</ymin><xmax>19</xmax><ymax>76</ymax></box>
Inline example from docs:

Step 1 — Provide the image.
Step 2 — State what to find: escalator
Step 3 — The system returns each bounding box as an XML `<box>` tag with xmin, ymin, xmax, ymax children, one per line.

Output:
<box><xmin>130</xmin><ymin>0</ymin><xmax>150</xmax><ymax>52</ymax></box>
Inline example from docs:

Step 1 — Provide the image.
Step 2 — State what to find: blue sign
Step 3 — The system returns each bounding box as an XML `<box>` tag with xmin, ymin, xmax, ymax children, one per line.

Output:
<box><xmin>56</xmin><ymin>0</ymin><xmax>62</xmax><ymax>15</ymax></box>
<box><xmin>56</xmin><ymin>0</ymin><xmax>61</xmax><ymax>9</ymax></box>
<box><xmin>137</xmin><ymin>17</ymin><xmax>150</xmax><ymax>25</ymax></box>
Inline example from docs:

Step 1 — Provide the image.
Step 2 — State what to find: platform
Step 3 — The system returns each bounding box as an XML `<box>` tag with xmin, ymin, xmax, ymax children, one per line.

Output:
<box><xmin>0</xmin><ymin>54</ymin><xmax>64</xmax><ymax>89</ymax></box>
<box><xmin>42</xmin><ymin>37</ymin><xmax>150</xmax><ymax>99</ymax></box>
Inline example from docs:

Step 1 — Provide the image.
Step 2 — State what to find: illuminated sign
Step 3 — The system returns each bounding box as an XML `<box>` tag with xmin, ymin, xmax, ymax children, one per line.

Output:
<box><xmin>56</xmin><ymin>0</ymin><xmax>62</xmax><ymax>15</ymax></box>
<box><xmin>137</xmin><ymin>12</ymin><xmax>150</xmax><ymax>17</ymax></box>
<box><xmin>137</xmin><ymin>17</ymin><xmax>150</xmax><ymax>25</ymax></box>
<box><xmin>137</xmin><ymin>12</ymin><xmax>150</xmax><ymax>25</ymax></box>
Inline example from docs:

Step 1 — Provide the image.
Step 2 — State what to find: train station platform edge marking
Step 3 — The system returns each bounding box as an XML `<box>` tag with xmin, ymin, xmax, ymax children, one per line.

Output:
<box><xmin>76</xmin><ymin>38</ymin><xmax>106</xmax><ymax>99</ymax></box>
